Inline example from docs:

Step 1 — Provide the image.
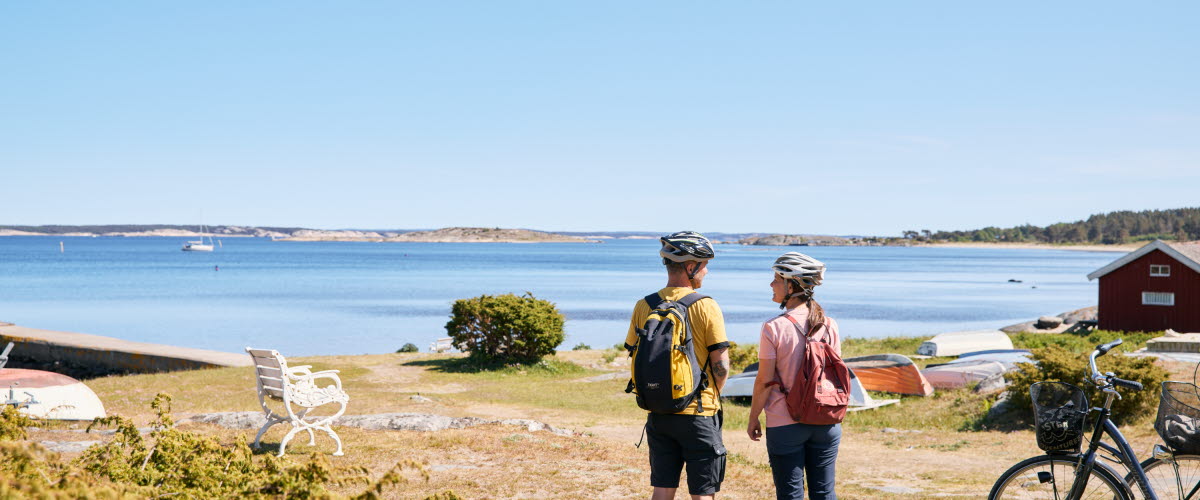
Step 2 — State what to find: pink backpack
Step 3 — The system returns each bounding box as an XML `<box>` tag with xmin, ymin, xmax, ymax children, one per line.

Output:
<box><xmin>766</xmin><ymin>315</ymin><xmax>850</xmax><ymax>425</ymax></box>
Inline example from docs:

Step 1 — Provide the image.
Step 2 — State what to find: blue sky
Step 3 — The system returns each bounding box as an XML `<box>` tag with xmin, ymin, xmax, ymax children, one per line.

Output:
<box><xmin>2</xmin><ymin>2</ymin><xmax>1197</xmax><ymax>235</ymax></box>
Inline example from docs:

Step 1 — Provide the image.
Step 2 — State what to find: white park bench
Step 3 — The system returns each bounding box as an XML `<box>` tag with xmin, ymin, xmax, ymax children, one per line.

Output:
<box><xmin>246</xmin><ymin>348</ymin><xmax>350</xmax><ymax>457</ymax></box>
<box><xmin>429</xmin><ymin>337</ymin><xmax>454</xmax><ymax>353</ymax></box>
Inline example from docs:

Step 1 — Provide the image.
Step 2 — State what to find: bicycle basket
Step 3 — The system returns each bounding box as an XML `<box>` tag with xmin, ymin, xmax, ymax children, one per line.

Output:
<box><xmin>1156</xmin><ymin>381</ymin><xmax>1200</xmax><ymax>455</ymax></box>
<box><xmin>1031</xmin><ymin>381</ymin><xmax>1089</xmax><ymax>453</ymax></box>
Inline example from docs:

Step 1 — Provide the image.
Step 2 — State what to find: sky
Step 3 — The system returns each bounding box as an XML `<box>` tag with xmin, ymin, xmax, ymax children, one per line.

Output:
<box><xmin>1</xmin><ymin>2</ymin><xmax>1197</xmax><ymax>235</ymax></box>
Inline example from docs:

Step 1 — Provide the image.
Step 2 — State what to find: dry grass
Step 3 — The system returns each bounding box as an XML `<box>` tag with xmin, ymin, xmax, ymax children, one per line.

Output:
<box><xmin>54</xmin><ymin>350</ymin><xmax>1200</xmax><ymax>499</ymax></box>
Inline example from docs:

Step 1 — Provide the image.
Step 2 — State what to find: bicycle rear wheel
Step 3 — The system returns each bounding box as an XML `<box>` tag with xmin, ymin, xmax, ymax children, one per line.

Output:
<box><xmin>990</xmin><ymin>455</ymin><xmax>1131</xmax><ymax>500</ymax></box>
<box><xmin>1129</xmin><ymin>454</ymin><xmax>1200</xmax><ymax>500</ymax></box>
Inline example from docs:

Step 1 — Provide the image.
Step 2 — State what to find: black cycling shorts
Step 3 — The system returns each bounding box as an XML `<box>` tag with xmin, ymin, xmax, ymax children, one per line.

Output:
<box><xmin>646</xmin><ymin>412</ymin><xmax>727</xmax><ymax>495</ymax></box>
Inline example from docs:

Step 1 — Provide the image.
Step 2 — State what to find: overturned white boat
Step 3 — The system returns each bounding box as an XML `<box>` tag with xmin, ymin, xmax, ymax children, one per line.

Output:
<box><xmin>1</xmin><ymin>343</ymin><xmax>106</xmax><ymax>420</ymax></box>
<box><xmin>916</xmin><ymin>330</ymin><xmax>1013</xmax><ymax>357</ymax></box>
<box><xmin>921</xmin><ymin>349</ymin><xmax>1033</xmax><ymax>391</ymax></box>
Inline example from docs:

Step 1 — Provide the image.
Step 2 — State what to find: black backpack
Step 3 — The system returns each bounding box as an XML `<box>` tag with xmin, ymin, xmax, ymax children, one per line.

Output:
<box><xmin>625</xmin><ymin>292</ymin><xmax>710</xmax><ymax>414</ymax></box>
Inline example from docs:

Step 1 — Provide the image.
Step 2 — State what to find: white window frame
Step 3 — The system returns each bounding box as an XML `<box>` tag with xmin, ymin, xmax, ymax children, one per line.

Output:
<box><xmin>1143</xmin><ymin>291</ymin><xmax>1175</xmax><ymax>306</ymax></box>
<box><xmin>1151</xmin><ymin>265</ymin><xmax>1171</xmax><ymax>277</ymax></box>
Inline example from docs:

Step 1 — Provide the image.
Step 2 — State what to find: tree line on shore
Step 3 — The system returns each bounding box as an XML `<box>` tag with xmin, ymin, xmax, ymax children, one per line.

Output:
<box><xmin>902</xmin><ymin>207</ymin><xmax>1200</xmax><ymax>244</ymax></box>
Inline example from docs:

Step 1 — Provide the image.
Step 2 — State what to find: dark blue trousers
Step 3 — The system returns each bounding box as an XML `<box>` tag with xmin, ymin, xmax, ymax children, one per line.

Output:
<box><xmin>765</xmin><ymin>422</ymin><xmax>841</xmax><ymax>500</ymax></box>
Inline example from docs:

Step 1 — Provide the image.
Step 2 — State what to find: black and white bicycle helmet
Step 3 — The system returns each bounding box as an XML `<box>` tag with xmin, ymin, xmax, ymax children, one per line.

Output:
<box><xmin>660</xmin><ymin>231</ymin><xmax>715</xmax><ymax>263</ymax></box>
<box><xmin>772</xmin><ymin>252</ymin><xmax>825</xmax><ymax>289</ymax></box>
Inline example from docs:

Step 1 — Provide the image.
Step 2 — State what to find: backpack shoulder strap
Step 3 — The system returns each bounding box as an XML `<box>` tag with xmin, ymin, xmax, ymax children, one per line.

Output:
<box><xmin>783</xmin><ymin>314</ymin><xmax>830</xmax><ymax>343</ymax></box>
<box><xmin>676</xmin><ymin>292</ymin><xmax>710</xmax><ymax>309</ymax></box>
<box><xmin>644</xmin><ymin>293</ymin><xmax>664</xmax><ymax>309</ymax></box>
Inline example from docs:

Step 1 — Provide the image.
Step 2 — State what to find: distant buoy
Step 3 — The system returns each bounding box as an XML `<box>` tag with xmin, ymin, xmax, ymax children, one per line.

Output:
<box><xmin>59</xmin><ymin>241</ymin><xmax>64</xmax><ymax>253</ymax></box>
<box><xmin>215</xmin><ymin>265</ymin><xmax>219</xmax><ymax>272</ymax></box>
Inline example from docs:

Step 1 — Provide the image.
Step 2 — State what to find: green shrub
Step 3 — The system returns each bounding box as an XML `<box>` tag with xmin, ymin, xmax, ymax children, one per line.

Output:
<box><xmin>727</xmin><ymin>342</ymin><xmax>759</xmax><ymax>373</ymax></box>
<box><xmin>0</xmin><ymin>406</ymin><xmax>34</xmax><ymax>441</ymax></box>
<box><xmin>571</xmin><ymin>343</ymin><xmax>592</xmax><ymax>351</ymax></box>
<box><xmin>0</xmin><ymin>393</ymin><xmax>427</xmax><ymax>498</ymax></box>
<box><xmin>1002</xmin><ymin>344</ymin><xmax>1168</xmax><ymax>426</ymax></box>
<box><xmin>445</xmin><ymin>292</ymin><xmax>565</xmax><ymax>364</ymax></box>
<box><xmin>1010</xmin><ymin>329</ymin><xmax>1160</xmax><ymax>353</ymax></box>
<box><xmin>397</xmin><ymin>343</ymin><xmax>420</xmax><ymax>353</ymax></box>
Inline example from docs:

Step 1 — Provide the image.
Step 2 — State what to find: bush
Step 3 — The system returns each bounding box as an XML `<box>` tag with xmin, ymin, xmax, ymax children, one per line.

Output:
<box><xmin>727</xmin><ymin>342</ymin><xmax>759</xmax><ymax>373</ymax></box>
<box><xmin>0</xmin><ymin>393</ymin><xmax>431</xmax><ymax>498</ymax></box>
<box><xmin>397</xmin><ymin>343</ymin><xmax>419</xmax><ymax>353</ymax></box>
<box><xmin>0</xmin><ymin>406</ymin><xmax>33</xmax><ymax>441</ymax></box>
<box><xmin>1003</xmin><ymin>344</ymin><xmax>1169</xmax><ymax>426</ymax></box>
<box><xmin>445</xmin><ymin>293</ymin><xmax>565</xmax><ymax>364</ymax></box>
<box><xmin>571</xmin><ymin>343</ymin><xmax>591</xmax><ymax>351</ymax></box>
<box><xmin>1010</xmin><ymin>329</ymin><xmax>1161</xmax><ymax>353</ymax></box>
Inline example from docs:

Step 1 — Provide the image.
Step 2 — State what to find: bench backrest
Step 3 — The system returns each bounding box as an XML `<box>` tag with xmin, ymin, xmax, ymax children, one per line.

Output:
<box><xmin>0</xmin><ymin>342</ymin><xmax>12</xmax><ymax>369</ymax></box>
<box><xmin>246</xmin><ymin>348</ymin><xmax>288</xmax><ymax>400</ymax></box>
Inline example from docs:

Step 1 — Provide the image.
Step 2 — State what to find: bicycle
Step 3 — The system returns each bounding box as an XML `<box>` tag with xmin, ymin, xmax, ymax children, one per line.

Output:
<box><xmin>989</xmin><ymin>339</ymin><xmax>1200</xmax><ymax>500</ymax></box>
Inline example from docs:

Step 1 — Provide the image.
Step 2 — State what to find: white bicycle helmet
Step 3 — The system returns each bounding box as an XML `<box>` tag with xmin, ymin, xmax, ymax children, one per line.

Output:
<box><xmin>660</xmin><ymin>231</ymin><xmax>715</xmax><ymax>263</ymax></box>
<box><xmin>772</xmin><ymin>252</ymin><xmax>825</xmax><ymax>289</ymax></box>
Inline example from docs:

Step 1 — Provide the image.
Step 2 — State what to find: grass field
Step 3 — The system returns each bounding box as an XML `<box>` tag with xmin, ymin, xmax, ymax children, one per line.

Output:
<box><xmin>20</xmin><ymin>334</ymin><xmax>1191</xmax><ymax>499</ymax></box>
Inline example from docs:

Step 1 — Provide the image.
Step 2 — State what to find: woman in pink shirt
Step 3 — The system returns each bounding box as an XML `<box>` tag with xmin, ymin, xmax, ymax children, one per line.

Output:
<box><xmin>747</xmin><ymin>252</ymin><xmax>841</xmax><ymax>500</ymax></box>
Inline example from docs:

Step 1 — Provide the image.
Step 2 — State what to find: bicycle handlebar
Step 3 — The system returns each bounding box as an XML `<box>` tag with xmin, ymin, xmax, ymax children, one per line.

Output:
<box><xmin>1096</xmin><ymin>339</ymin><xmax>1123</xmax><ymax>356</ymax></box>
<box><xmin>1110</xmin><ymin>377</ymin><xmax>1143</xmax><ymax>391</ymax></box>
<box><xmin>1088</xmin><ymin>339</ymin><xmax>1144</xmax><ymax>392</ymax></box>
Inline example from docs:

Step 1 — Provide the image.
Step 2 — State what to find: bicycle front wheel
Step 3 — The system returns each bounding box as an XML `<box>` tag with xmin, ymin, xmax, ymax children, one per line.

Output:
<box><xmin>1130</xmin><ymin>454</ymin><xmax>1200</xmax><ymax>500</ymax></box>
<box><xmin>990</xmin><ymin>454</ymin><xmax>1132</xmax><ymax>500</ymax></box>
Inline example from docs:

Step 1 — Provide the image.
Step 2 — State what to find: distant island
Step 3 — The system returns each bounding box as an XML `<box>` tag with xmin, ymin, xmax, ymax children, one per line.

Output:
<box><xmin>0</xmin><ymin>225</ymin><xmax>596</xmax><ymax>243</ymax></box>
<box><xmin>282</xmin><ymin>227</ymin><xmax>597</xmax><ymax>243</ymax></box>
<box><xmin>3</xmin><ymin>207</ymin><xmax>1195</xmax><ymax>247</ymax></box>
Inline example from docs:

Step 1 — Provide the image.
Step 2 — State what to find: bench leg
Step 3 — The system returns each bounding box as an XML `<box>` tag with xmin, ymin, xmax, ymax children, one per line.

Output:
<box><xmin>315</xmin><ymin>424</ymin><xmax>344</xmax><ymax>456</ymax></box>
<box><xmin>253</xmin><ymin>416</ymin><xmax>284</xmax><ymax>449</ymax></box>
<box><xmin>278</xmin><ymin>425</ymin><xmax>304</xmax><ymax>457</ymax></box>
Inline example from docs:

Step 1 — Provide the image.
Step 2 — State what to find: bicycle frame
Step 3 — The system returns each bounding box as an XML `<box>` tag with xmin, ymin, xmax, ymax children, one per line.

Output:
<box><xmin>1067</xmin><ymin>347</ymin><xmax>1159</xmax><ymax>500</ymax></box>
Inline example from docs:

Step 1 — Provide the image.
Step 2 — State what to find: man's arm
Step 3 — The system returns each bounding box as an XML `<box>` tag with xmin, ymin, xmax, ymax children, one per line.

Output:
<box><xmin>709</xmin><ymin>347</ymin><xmax>731</xmax><ymax>391</ymax></box>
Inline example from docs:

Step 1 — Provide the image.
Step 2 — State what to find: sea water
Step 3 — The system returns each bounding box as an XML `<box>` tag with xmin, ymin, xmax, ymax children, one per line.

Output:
<box><xmin>0</xmin><ymin>237</ymin><xmax>1117</xmax><ymax>355</ymax></box>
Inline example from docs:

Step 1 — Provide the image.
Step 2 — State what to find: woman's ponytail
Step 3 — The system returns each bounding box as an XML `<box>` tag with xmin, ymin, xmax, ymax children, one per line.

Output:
<box><xmin>807</xmin><ymin>298</ymin><xmax>826</xmax><ymax>338</ymax></box>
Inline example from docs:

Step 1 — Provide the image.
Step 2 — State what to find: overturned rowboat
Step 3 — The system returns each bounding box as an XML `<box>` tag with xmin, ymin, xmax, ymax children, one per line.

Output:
<box><xmin>921</xmin><ymin>349</ymin><xmax>1033</xmax><ymax>391</ymax></box>
<box><xmin>844</xmin><ymin>353</ymin><xmax>934</xmax><ymax>397</ymax></box>
<box><xmin>916</xmin><ymin>330</ymin><xmax>1013</xmax><ymax>357</ymax></box>
<box><xmin>1</xmin><ymin>343</ymin><xmax>106</xmax><ymax>420</ymax></box>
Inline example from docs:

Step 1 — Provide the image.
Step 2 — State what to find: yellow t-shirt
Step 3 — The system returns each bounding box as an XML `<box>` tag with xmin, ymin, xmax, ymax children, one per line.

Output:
<box><xmin>625</xmin><ymin>287</ymin><xmax>729</xmax><ymax>416</ymax></box>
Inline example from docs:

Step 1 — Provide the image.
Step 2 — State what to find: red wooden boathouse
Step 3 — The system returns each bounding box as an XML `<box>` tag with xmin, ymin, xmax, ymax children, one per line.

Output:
<box><xmin>1087</xmin><ymin>240</ymin><xmax>1200</xmax><ymax>332</ymax></box>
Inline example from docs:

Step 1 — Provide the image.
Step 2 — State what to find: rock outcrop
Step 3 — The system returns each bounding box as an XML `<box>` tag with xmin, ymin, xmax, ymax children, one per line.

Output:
<box><xmin>183</xmin><ymin>411</ymin><xmax>575</xmax><ymax>436</ymax></box>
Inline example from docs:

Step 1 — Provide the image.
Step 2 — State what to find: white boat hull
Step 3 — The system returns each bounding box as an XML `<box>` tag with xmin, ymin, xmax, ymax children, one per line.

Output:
<box><xmin>182</xmin><ymin>243</ymin><xmax>214</xmax><ymax>252</ymax></box>
<box><xmin>1</xmin><ymin>368</ymin><xmax>106</xmax><ymax>420</ymax></box>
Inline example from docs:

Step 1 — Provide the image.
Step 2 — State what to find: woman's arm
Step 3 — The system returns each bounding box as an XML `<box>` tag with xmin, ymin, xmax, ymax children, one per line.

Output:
<box><xmin>747</xmin><ymin>356</ymin><xmax>778</xmax><ymax>441</ymax></box>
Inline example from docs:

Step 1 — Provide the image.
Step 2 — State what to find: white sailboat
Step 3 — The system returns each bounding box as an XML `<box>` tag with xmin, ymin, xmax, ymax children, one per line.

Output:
<box><xmin>182</xmin><ymin>224</ymin><xmax>215</xmax><ymax>252</ymax></box>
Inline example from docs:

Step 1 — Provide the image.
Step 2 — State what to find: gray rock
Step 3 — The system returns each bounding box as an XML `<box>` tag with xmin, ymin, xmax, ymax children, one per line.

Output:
<box><xmin>1036</xmin><ymin>316</ymin><xmax>1064</xmax><ymax>329</ymax></box>
<box><xmin>184</xmin><ymin>412</ymin><xmax>575</xmax><ymax>437</ymax></box>
<box><xmin>1059</xmin><ymin>306</ymin><xmax>1098</xmax><ymax>325</ymax></box>
<box><xmin>185</xmin><ymin>412</ymin><xmax>268</xmax><ymax>429</ymax></box>
<box><xmin>409</xmin><ymin>395</ymin><xmax>434</xmax><ymax>403</ymax></box>
<box><xmin>39</xmin><ymin>440</ymin><xmax>100</xmax><ymax>453</ymax></box>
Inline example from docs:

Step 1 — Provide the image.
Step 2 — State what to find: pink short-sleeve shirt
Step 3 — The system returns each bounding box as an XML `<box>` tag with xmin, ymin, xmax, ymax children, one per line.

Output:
<box><xmin>758</xmin><ymin>305</ymin><xmax>841</xmax><ymax>428</ymax></box>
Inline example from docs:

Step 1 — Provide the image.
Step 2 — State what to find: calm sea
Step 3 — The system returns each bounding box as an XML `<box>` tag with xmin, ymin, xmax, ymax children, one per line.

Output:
<box><xmin>0</xmin><ymin>237</ymin><xmax>1118</xmax><ymax>356</ymax></box>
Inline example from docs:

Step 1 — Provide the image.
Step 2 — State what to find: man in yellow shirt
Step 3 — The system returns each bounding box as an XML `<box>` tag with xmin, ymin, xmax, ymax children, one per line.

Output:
<box><xmin>625</xmin><ymin>231</ymin><xmax>731</xmax><ymax>500</ymax></box>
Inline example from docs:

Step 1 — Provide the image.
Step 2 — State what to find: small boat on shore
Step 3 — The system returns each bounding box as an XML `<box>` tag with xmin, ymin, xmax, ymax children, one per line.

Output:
<box><xmin>1</xmin><ymin>342</ymin><xmax>106</xmax><ymax>420</ymax></box>
<box><xmin>916</xmin><ymin>330</ymin><xmax>1013</xmax><ymax>357</ymax></box>
<box><xmin>1</xmin><ymin>368</ymin><xmax>106</xmax><ymax>420</ymax></box>
<box><xmin>921</xmin><ymin>349</ymin><xmax>1033</xmax><ymax>391</ymax></box>
<box><xmin>844</xmin><ymin>353</ymin><xmax>934</xmax><ymax>396</ymax></box>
